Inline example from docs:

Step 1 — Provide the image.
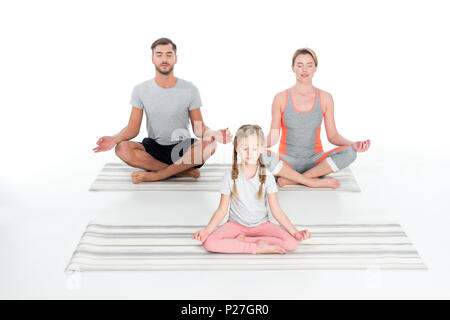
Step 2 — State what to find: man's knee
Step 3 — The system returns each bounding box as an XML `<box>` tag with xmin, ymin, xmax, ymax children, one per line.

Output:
<box><xmin>202</xmin><ymin>139</ymin><xmax>217</xmax><ymax>157</ymax></box>
<box><xmin>115</xmin><ymin>141</ymin><xmax>132</xmax><ymax>158</ymax></box>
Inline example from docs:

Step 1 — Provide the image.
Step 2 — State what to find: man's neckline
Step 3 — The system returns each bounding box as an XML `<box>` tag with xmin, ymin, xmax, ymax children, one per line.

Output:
<box><xmin>154</xmin><ymin>77</ymin><xmax>179</xmax><ymax>89</ymax></box>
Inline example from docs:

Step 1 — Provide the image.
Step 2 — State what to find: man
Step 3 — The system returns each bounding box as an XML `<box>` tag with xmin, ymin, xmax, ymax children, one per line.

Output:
<box><xmin>93</xmin><ymin>38</ymin><xmax>232</xmax><ymax>183</ymax></box>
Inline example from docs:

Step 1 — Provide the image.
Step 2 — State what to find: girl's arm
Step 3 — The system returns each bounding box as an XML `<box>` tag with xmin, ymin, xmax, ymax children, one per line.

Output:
<box><xmin>267</xmin><ymin>193</ymin><xmax>298</xmax><ymax>236</ymax></box>
<box><xmin>204</xmin><ymin>194</ymin><xmax>231</xmax><ymax>233</ymax></box>
<box><xmin>192</xmin><ymin>194</ymin><xmax>231</xmax><ymax>242</ymax></box>
<box><xmin>268</xmin><ymin>193</ymin><xmax>311</xmax><ymax>241</ymax></box>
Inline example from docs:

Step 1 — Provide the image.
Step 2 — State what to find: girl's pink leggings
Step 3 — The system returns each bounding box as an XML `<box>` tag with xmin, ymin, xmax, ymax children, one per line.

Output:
<box><xmin>203</xmin><ymin>221</ymin><xmax>298</xmax><ymax>254</ymax></box>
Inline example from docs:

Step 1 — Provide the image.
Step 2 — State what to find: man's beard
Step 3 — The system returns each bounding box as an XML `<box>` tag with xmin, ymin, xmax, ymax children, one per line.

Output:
<box><xmin>155</xmin><ymin>64</ymin><xmax>174</xmax><ymax>75</ymax></box>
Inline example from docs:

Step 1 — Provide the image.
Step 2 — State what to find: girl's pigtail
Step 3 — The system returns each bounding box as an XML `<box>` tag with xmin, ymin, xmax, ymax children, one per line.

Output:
<box><xmin>231</xmin><ymin>137</ymin><xmax>239</xmax><ymax>198</ymax></box>
<box><xmin>257</xmin><ymin>154</ymin><xmax>267</xmax><ymax>200</ymax></box>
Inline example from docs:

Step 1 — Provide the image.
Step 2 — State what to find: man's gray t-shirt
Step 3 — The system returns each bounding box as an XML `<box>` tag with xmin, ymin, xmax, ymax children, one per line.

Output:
<box><xmin>130</xmin><ymin>78</ymin><xmax>202</xmax><ymax>145</ymax></box>
<box><xmin>220</xmin><ymin>166</ymin><xmax>278</xmax><ymax>227</ymax></box>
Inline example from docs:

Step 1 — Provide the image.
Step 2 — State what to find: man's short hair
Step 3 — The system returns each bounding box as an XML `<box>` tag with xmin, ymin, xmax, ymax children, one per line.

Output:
<box><xmin>151</xmin><ymin>38</ymin><xmax>177</xmax><ymax>54</ymax></box>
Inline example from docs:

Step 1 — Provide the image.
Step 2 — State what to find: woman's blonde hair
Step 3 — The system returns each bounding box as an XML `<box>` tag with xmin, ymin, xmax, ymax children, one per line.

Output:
<box><xmin>292</xmin><ymin>48</ymin><xmax>318</xmax><ymax>67</ymax></box>
<box><xmin>232</xmin><ymin>124</ymin><xmax>267</xmax><ymax>200</ymax></box>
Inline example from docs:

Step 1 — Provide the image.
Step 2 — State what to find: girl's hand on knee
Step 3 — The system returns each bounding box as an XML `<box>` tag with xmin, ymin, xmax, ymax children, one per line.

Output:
<box><xmin>351</xmin><ymin>139</ymin><xmax>371</xmax><ymax>152</ymax></box>
<box><xmin>294</xmin><ymin>229</ymin><xmax>312</xmax><ymax>241</ymax></box>
<box><xmin>192</xmin><ymin>229</ymin><xmax>210</xmax><ymax>242</ymax></box>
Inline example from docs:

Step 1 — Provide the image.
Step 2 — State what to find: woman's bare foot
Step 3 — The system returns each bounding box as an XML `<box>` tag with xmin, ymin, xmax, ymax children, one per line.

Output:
<box><xmin>277</xmin><ymin>177</ymin><xmax>297</xmax><ymax>187</ymax></box>
<box><xmin>312</xmin><ymin>177</ymin><xmax>340</xmax><ymax>189</ymax></box>
<box><xmin>277</xmin><ymin>176</ymin><xmax>340</xmax><ymax>189</ymax></box>
<box><xmin>175</xmin><ymin>168</ymin><xmax>201</xmax><ymax>179</ymax></box>
<box><xmin>255</xmin><ymin>241</ymin><xmax>285</xmax><ymax>254</ymax></box>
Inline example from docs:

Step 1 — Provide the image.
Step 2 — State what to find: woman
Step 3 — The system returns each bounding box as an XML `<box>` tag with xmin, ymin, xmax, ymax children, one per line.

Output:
<box><xmin>264</xmin><ymin>48</ymin><xmax>370</xmax><ymax>187</ymax></box>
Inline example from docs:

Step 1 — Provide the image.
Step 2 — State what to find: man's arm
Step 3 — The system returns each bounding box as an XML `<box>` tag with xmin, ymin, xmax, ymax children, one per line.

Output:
<box><xmin>189</xmin><ymin>108</ymin><xmax>210</xmax><ymax>138</ymax></box>
<box><xmin>93</xmin><ymin>107</ymin><xmax>143</xmax><ymax>152</ymax></box>
<box><xmin>189</xmin><ymin>108</ymin><xmax>232</xmax><ymax>144</ymax></box>
<box><xmin>113</xmin><ymin>106</ymin><xmax>143</xmax><ymax>142</ymax></box>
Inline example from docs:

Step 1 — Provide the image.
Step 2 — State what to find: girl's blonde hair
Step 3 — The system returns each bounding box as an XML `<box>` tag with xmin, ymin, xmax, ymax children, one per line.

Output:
<box><xmin>232</xmin><ymin>124</ymin><xmax>267</xmax><ymax>200</ymax></box>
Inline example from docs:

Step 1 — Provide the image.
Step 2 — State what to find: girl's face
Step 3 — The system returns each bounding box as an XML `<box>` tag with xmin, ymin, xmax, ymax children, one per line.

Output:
<box><xmin>236</xmin><ymin>134</ymin><xmax>264</xmax><ymax>165</ymax></box>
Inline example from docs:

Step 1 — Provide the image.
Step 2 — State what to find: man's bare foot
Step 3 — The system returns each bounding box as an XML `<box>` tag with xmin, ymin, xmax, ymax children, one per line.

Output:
<box><xmin>131</xmin><ymin>168</ymin><xmax>201</xmax><ymax>184</ymax></box>
<box><xmin>175</xmin><ymin>168</ymin><xmax>201</xmax><ymax>179</ymax></box>
<box><xmin>312</xmin><ymin>177</ymin><xmax>340</xmax><ymax>189</ymax></box>
<box><xmin>255</xmin><ymin>241</ymin><xmax>285</xmax><ymax>254</ymax></box>
<box><xmin>131</xmin><ymin>171</ymin><xmax>158</xmax><ymax>184</ymax></box>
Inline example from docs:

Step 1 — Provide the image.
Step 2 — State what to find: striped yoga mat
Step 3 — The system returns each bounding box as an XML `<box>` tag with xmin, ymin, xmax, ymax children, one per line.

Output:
<box><xmin>89</xmin><ymin>163</ymin><xmax>361</xmax><ymax>192</ymax></box>
<box><xmin>66</xmin><ymin>222</ymin><xmax>426</xmax><ymax>271</ymax></box>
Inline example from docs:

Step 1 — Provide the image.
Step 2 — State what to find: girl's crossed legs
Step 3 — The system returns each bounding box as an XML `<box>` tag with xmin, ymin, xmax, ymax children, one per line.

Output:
<box><xmin>203</xmin><ymin>221</ymin><xmax>301</xmax><ymax>254</ymax></box>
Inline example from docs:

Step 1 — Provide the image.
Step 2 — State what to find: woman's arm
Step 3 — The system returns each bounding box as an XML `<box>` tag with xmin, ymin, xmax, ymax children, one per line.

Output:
<box><xmin>192</xmin><ymin>194</ymin><xmax>231</xmax><ymax>241</ymax></box>
<box><xmin>266</xmin><ymin>92</ymin><xmax>285</xmax><ymax>148</ymax></box>
<box><xmin>321</xmin><ymin>91</ymin><xmax>354</xmax><ymax>146</ymax></box>
<box><xmin>322</xmin><ymin>91</ymin><xmax>371</xmax><ymax>151</ymax></box>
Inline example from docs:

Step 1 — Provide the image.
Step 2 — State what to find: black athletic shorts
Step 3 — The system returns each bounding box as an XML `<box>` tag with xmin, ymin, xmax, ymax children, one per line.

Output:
<box><xmin>140</xmin><ymin>137</ymin><xmax>205</xmax><ymax>169</ymax></box>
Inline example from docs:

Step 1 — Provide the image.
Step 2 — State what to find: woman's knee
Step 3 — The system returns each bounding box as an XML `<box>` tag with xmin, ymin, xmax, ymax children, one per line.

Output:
<box><xmin>331</xmin><ymin>146</ymin><xmax>357</xmax><ymax>170</ymax></box>
<box><xmin>343</xmin><ymin>146</ymin><xmax>357</xmax><ymax>167</ymax></box>
<box><xmin>347</xmin><ymin>146</ymin><xmax>357</xmax><ymax>161</ymax></box>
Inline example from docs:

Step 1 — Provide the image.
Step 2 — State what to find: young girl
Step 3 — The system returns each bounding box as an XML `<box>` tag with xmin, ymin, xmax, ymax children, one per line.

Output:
<box><xmin>193</xmin><ymin>124</ymin><xmax>311</xmax><ymax>254</ymax></box>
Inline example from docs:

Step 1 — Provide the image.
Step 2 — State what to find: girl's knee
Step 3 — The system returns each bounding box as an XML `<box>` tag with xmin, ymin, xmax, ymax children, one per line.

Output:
<box><xmin>202</xmin><ymin>238</ymin><xmax>216</xmax><ymax>252</ymax></box>
<box><xmin>284</xmin><ymin>238</ymin><xmax>299</xmax><ymax>251</ymax></box>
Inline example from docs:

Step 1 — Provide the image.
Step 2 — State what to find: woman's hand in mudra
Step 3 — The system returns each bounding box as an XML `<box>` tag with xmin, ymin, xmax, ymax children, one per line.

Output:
<box><xmin>351</xmin><ymin>139</ymin><xmax>371</xmax><ymax>152</ymax></box>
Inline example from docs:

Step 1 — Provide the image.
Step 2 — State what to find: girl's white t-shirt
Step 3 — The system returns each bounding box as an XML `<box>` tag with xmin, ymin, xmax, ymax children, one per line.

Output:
<box><xmin>220</xmin><ymin>165</ymin><xmax>278</xmax><ymax>227</ymax></box>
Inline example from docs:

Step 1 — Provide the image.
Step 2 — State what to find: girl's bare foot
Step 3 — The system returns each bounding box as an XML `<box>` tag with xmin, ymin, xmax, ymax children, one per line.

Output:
<box><xmin>255</xmin><ymin>241</ymin><xmax>285</xmax><ymax>254</ymax></box>
<box><xmin>175</xmin><ymin>168</ymin><xmax>201</xmax><ymax>179</ymax></box>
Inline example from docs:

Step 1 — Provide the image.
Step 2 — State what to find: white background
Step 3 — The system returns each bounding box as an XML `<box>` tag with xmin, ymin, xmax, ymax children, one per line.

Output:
<box><xmin>1</xmin><ymin>0</ymin><xmax>450</xmax><ymax>299</ymax></box>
